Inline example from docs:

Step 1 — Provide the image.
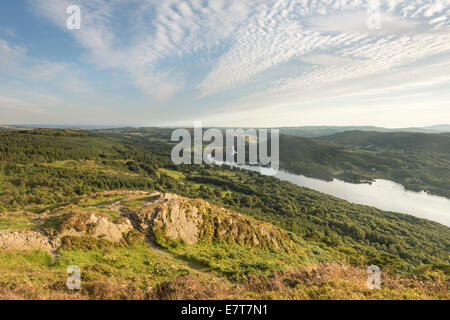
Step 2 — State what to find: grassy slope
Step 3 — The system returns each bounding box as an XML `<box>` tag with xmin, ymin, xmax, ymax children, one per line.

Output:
<box><xmin>0</xmin><ymin>191</ymin><xmax>447</xmax><ymax>300</ymax></box>
<box><xmin>0</xmin><ymin>129</ymin><xmax>449</xmax><ymax>299</ymax></box>
<box><xmin>318</xmin><ymin>131</ymin><xmax>450</xmax><ymax>154</ymax></box>
<box><xmin>1</xmin><ymin>248</ymin><xmax>448</xmax><ymax>300</ymax></box>
<box><xmin>1</xmin><ymin>130</ymin><xmax>448</xmax><ymax>270</ymax></box>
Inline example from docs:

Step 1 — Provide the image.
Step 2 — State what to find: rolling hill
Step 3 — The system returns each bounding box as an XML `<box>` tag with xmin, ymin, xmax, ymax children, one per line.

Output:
<box><xmin>277</xmin><ymin>133</ymin><xmax>450</xmax><ymax>197</ymax></box>
<box><xmin>318</xmin><ymin>131</ymin><xmax>450</xmax><ymax>155</ymax></box>
<box><xmin>278</xmin><ymin>125</ymin><xmax>450</xmax><ymax>138</ymax></box>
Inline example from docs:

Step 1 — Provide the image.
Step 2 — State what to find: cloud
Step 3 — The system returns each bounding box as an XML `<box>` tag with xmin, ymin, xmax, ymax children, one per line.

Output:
<box><xmin>0</xmin><ymin>27</ymin><xmax>16</xmax><ymax>38</ymax></box>
<box><xmin>134</xmin><ymin>71</ymin><xmax>185</xmax><ymax>101</ymax></box>
<box><xmin>58</xmin><ymin>74</ymin><xmax>93</xmax><ymax>94</ymax></box>
<box><xmin>198</xmin><ymin>0</ymin><xmax>450</xmax><ymax>97</ymax></box>
<box><xmin>0</xmin><ymin>38</ymin><xmax>90</xmax><ymax>94</ymax></box>
<box><xmin>186</xmin><ymin>52</ymin><xmax>450</xmax><ymax>127</ymax></box>
<box><xmin>0</xmin><ymin>39</ymin><xmax>64</xmax><ymax>80</ymax></box>
<box><xmin>20</xmin><ymin>0</ymin><xmax>450</xmax><ymax>127</ymax></box>
<box><xmin>299</xmin><ymin>54</ymin><xmax>358</xmax><ymax>66</ymax></box>
<box><xmin>308</xmin><ymin>10</ymin><xmax>432</xmax><ymax>36</ymax></box>
<box><xmin>0</xmin><ymin>92</ymin><xmax>69</xmax><ymax>121</ymax></box>
<box><xmin>30</xmin><ymin>0</ymin><xmax>253</xmax><ymax>100</ymax></box>
<box><xmin>0</xmin><ymin>95</ymin><xmax>39</xmax><ymax>111</ymax></box>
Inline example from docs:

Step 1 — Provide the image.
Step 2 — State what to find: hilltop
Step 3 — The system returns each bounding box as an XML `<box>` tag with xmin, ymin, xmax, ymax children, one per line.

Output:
<box><xmin>0</xmin><ymin>191</ymin><xmax>448</xmax><ymax>300</ymax></box>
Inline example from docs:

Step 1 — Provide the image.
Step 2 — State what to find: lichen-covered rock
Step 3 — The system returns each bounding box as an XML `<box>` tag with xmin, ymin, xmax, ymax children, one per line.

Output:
<box><xmin>0</xmin><ymin>191</ymin><xmax>294</xmax><ymax>253</ymax></box>
<box><xmin>46</xmin><ymin>212</ymin><xmax>133</xmax><ymax>242</ymax></box>
<box><xmin>0</xmin><ymin>230</ymin><xmax>56</xmax><ymax>251</ymax></box>
<box><xmin>125</xmin><ymin>193</ymin><xmax>202</xmax><ymax>245</ymax></box>
<box><xmin>125</xmin><ymin>192</ymin><xmax>293</xmax><ymax>250</ymax></box>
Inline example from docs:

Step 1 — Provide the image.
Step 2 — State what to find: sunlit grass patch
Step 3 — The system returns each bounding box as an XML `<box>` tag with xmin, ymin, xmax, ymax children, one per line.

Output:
<box><xmin>0</xmin><ymin>211</ymin><xmax>36</xmax><ymax>230</ymax></box>
<box><xmin>56</xmin><ymin>243</ymin><xmax>191</xmax><ymax>288</ymax></box>
<box><xmin>155</xmin><ymin>237</ymin><xmax>316</xmax><ymax>281</ymax></box>
<box><xmin>159</xmin><ymin>168</ymin><xmax>186</xmax><ymax>180</ymax></box>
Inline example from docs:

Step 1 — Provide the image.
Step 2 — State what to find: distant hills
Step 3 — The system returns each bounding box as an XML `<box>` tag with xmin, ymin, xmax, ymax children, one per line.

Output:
<box><xmin>277</xmin><ymin>131</ymin><xmax>450</xmax><ymax>197</ymax></box>
<box><xmin>423</xmin><ymin>124</ymin><xmax>450</xmax><ymax>132</ymax></box>
<box><xmin>318</xmin><ymin>131</ymin><xmax>450</xmax><ymax>155</ymax></box>
<box><xmin>0</xmin><ymin>124</ymin><xmax>123</xmax><ymax>130</ymax></box>
<box><xmin>2</xmin><ymin>124</ymin><xmax>450</xmax><ymax>136</ymax></box>
<box><xmin>279</xmin><ymin>125</ymin><xmax>450</xmax><ymax>138</ymax></box>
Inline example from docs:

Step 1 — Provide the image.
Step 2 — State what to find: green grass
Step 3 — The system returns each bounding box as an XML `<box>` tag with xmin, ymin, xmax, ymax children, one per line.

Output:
<box><xmin>76</xmin><ymin>206</ymin><xmax>122</xmax><ymax>223</ymax></box>
<box><xmin>154</xmin><ymin>234</ymin><xmax>330</xmax><ymax>280</ymax></box>
<box><xmin>159</xmin><ymin>168</ymin><xmax>185</xmax><ymax>180</ymax></box>
<box><xmin>0</xmin><ymin>212</ymin><xmax>36</xmax><ymax>230</ymax></box>
<box><xmin>1</xmin><ymin>128</ymin><xmax>449</xmax><ymax>284</ymax></box>
<box><xmin>80</xmin><ymin>194</ymin><xmax>128</xmax><ymax>207</ymax></box>
<box><xmin>0</xmin><ymin>242</ymin><xmax>202</xmax><ymax>299</ymax></box>
<box><xmin>56</xmin><ymin>244</ymin><xmax>191</xmax><ymax>286</ymax></box>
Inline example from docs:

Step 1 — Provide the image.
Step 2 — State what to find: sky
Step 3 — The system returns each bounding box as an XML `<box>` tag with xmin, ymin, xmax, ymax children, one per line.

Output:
<box><xmin>0</xmin><ymin>0</ymin><xmax>449</xmax><ymax>128</ymax></box>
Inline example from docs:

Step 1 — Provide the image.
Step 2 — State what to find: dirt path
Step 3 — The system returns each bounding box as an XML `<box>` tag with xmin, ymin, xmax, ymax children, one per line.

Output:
<box><xmin>145</xmin><ymin>238</ymin><xmax>213</xmax><ymax>278</ymax></box>
<box><xmin>33</xmin><ymin>214</ymin><xmax>59</xmax><ymax>262</ymax></box>
<box><xmin>2</xmin><ymin>192</ymin><xmax>217</xmax><ymax>279</ymax></box>
<box><xmin>109</xmin><ymin>195</ymin><xmax>214</xmax><ymax>279</ymax></box>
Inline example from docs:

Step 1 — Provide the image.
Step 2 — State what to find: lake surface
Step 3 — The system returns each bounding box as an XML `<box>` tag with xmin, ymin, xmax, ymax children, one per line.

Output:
<box><xmin>227</xmin><ymin>164</ymin><xmax>450</xmax><ymax>227</ymax></box>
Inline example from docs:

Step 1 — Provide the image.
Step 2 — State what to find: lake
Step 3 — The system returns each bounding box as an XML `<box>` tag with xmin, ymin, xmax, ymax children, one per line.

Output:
<box><xmin>228</xmin><ymin>164</ymin><xmax>450</xmax><ymax>227</ymax></box>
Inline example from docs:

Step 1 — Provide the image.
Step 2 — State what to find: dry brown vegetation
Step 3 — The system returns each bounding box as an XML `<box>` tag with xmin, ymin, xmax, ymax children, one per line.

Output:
<box><xmin>145</xmin><ymin>264</ymin><xmax>449</xmax><ymax>300</ymax></box>
<box><xmin>1</xmin><ymin>263</ymin><xmax>447</xmax><ymax>300</ymax></box>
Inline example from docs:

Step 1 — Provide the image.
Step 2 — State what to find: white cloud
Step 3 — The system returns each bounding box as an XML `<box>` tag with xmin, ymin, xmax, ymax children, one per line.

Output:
<box><xmin>0</xmin><ymin>93</ymin><xmax>69</xmax><ymax>121</ymax></box>
<box><xmin>134</xmin><ymin>71</ymin><xmax>185</xmax><ymax>101</ymax></box>
<box><xmin>0</xmin><ymin>38</ymin><xmax>90</xmax><ymax>94</ymax></box>
<box><xmin>22</xmin><ymin>0</ymin><xmax>450</xmax><ymax>126</ymax></box>
<box><xmin>186</xmin><ymin>53</ymin><xmax>450</xmax><ymax>127</ymax></box>
<box><xmin>0</xmin><ymin>27</ymin><xmax>16</xmax><ymax>38</ymax></box>
<box><xmin>31</xmin><ymin>0</ymin><xmax>253</xmax><ymax>100</ymax></box>
<box><xmin>309</xmin><ymin>10</ymin><xmax>428</xmax><ymax>35</ymax></box>
<box><xmin>0</xmin><ymin>39</ymin><xmax>63</xmax><ymax>80</ymax></box>
<box><xmin>198</xmin><ymin>0</ymin><xmax>450</xmax><ymax>98</ymax></box>
<box><xmin>299</xmin><ymin>54</ymin><xmax>358</xmax><ymax>66</ymax></box>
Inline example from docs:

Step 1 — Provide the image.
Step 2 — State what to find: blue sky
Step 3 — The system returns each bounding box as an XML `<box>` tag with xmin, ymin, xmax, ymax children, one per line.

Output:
<box><xmin>0</xmin><ymin>0</ymin><xmax>449</xmax><ymax>127</ymax></box>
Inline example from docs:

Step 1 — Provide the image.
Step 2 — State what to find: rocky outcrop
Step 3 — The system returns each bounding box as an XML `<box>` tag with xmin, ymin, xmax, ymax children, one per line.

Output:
<box><xmin>125</xmin><ymin>193</ymin><xmax>203</xmax><ymax>245</ymax></box>
<box><xmin>55</xmin><ymin>213</ymin><xmax>133</xmax><ymax>242</ymax></box>
<box><xmin>125</xmin><ymin>192</ymin><xmax>293</xmax><ymax>250</ymax></box>
<box><xmin>0</xmin><ymin>191</ymin><xmax>293</xmax><ymax>253</ymax></box>
<box><xmin>0</xmin><ymin>212</ymin><xmax>133</xmax><ymax>252</ymax></box>
<box><xmin>0</xmin><ymin>230</ymin><xmax>57</xmax><ymax>251</ymax></box>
